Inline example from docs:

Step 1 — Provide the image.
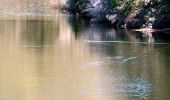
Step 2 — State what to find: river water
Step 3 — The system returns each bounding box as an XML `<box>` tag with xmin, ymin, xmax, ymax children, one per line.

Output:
<box><xmin>0</xmin><ymin>1</ymin><xmax>170</xmax><ymax>100</ymax></box>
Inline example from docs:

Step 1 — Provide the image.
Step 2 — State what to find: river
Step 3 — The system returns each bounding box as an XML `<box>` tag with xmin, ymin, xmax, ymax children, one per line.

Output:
<box><xmin>0</xmin><ymin>0</ymin><xmax>170</xmax><ymax>100</ymax></box>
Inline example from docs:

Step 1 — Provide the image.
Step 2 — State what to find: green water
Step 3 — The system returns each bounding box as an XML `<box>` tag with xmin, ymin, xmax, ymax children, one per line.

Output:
<box><xmin>0</xmin><ymin>1</ymin><xmax>170</xmax><ymax>100</ymax></box>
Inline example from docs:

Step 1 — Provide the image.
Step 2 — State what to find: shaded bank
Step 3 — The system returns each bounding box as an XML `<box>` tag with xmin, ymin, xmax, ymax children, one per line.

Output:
<box><xmin>61</xmin><ymin>0</ymin><xmax>170</xmax><ymax>29</ymax></box>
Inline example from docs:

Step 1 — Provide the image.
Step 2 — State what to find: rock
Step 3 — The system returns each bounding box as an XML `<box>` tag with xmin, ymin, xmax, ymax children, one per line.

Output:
<box><xmin>61</xmin><ymin>4</ymin><xmax>75</xmax><ymax>14</ymax></box>
<box><xmin>106</xmin><ymin>14</ymin><xmax>118</xmax><ymax>24</ymax></box>
<box><xmin>105</xmin><ymin>14</ymin><xmax>126</xmax><ymax>28</ymax></box>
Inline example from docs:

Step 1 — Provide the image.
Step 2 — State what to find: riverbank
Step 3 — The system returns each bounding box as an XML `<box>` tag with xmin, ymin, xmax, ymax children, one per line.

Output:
<box><xmin>60</xmin><ymin>0</ymin><xmax>170</xmax><ymax>30</ymax></box>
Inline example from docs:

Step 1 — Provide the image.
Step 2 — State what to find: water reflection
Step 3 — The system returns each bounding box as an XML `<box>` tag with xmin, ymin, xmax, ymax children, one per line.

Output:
<box><xmin>67</xmin><ymin>17</ymin><xmax>170</xmax><ymax>100</ymax></box>
<box><xmin>0</xmin><ymin>2</ymin><xmax>170</xmax><ymax>100</ymax></box>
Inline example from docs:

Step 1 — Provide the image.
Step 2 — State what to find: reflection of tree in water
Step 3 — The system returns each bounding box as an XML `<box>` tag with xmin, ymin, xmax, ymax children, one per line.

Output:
<box><xmin>20</xmin><ymin>18</ymin><xmax>59</xmax><ymax>46</ymax></box>
<box><xmin>67</xmin><ymin>16</ymin><xmax>161</xmax><ymax>44</ymax></box>
<box><xmin>66</xmin><ymin>16</ymin><xmax>170</xmax><ymax>99</ymax></box>
<box><xmin>67</xmin><ymin>16</ymin><xmax>90</xmax><ymax>38</ymax></box>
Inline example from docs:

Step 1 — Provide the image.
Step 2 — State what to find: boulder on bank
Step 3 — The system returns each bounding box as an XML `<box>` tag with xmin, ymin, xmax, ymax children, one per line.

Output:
<box><xmin>106</xmin><ymin>14</ymin><xmax>126</xmax><ymax>28</ymax></box>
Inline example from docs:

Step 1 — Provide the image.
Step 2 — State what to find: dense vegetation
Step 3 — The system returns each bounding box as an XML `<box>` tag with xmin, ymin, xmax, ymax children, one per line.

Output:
<box><xmin>62</xmin><ymin>0</ymin><xmax>170</xmax><ymax>29</ymax></box>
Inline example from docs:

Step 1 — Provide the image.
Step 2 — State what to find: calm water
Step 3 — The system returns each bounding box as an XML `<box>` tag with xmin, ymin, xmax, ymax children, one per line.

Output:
<box><xmin>0</xmin><ymin>1</ymin><xmax>170</xmax><ymax>100</ymax></box>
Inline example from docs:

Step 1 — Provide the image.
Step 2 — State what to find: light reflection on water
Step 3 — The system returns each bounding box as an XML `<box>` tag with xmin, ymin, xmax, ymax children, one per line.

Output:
<box><xmin>0</xmin><ymin>1</ymin><xmax>170</xmax><ymax>100</ymax></box>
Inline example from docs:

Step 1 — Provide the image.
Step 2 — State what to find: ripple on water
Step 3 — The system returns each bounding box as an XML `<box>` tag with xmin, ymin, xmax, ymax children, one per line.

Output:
<box><xmin>80</xmin><ymin>56</ymin><xmax>151</xmax><ymax>99</ymax></box>
<box><xmin>77</xmin><ymin>75</ymin><xmax>152</xmax><ymax>99</ymax></box>
<box><xmin>106</xmin><ymin>56</ymin><xmax>138</xmax><ymax>64</ymax></box>
<box><xmin>82</xmin><ymin>56</ymin><xmax>138</xmax><ymax>68</ymax></box>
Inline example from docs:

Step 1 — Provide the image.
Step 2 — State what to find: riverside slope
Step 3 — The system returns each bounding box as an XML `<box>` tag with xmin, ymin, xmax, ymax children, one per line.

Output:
<box><xmin>61</xmin><ymin>0</ymin><xmax>170</xmax><ymax>30</ymax></box>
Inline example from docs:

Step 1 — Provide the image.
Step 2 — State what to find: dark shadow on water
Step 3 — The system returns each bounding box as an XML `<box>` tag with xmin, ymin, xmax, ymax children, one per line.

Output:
<box><xmin>67</xmin><ymin>15</ymin><xmax>170</xmax><ymax>43</ymax></box>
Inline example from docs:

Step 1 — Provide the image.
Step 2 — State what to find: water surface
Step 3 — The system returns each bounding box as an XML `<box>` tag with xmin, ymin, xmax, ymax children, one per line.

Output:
<box><xmin>0</xmin><ymin>1</ymin><xmax>170</xmax><ymax>100</ymax></box>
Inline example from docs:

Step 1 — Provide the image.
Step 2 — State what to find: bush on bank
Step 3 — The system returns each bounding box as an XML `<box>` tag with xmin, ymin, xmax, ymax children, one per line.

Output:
<box><xmin>62</xmin><ymin>0</ymin><xmax>170</xmax><ymax>29</ymax></box>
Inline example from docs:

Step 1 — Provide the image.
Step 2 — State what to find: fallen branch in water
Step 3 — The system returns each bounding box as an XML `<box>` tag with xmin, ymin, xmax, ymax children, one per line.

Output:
<box><xmin>133</xmin><ymin>28</ymin><xmax>170</xmax><ymax>34</ymax></box>
<box><xmin>133</xmin><ymin>28</ymin><xmax>159</xmax><ymax>33</ymax></box>
<box><xmin>87</xmin><ymin>40</ymin><xmax>169</xmax><ymax>44</ymax></box>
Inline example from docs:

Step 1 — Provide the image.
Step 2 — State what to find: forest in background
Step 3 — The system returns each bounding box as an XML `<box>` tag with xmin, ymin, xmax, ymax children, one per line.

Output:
<box><xmin>61</xmin><ymin>0</ymin><xmax>170</xmax><ymax>29</ymax></box>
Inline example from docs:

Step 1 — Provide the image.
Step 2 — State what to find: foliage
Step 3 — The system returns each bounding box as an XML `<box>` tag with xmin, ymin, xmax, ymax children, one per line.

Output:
<box><xmin>67</xmin><ymin>0</ymin><xmax>90</xmax><ymax>8</ymax></box>
<box><xmin>122</xmin><ymin>0</ymin><xmax>135</xmax><ymax>16</ymax></box>
<box><xmin>66</xmin><ymin>0</ymin><xmax>170</xmax><ymax>28</ymax></box>
<box><xmin>158</xmin><ymin>4</ymin><xmax>170</xmax><ymax>14</ymax></box>
<box><xmin>162</xmin><ymin>0</ymin><xmax>170</xmax><ymax>4</ymax></box>
<box><xmin>105</xmin><ymin>0</ymin><xmax>137</xmax><ymax>16</ymax></box>
<box><xmin>110</xmin><ymin>0</ymin><xmax>120</xmax><ymax>8</ymax></box>
<box><xmin>66</xmin><ymin>0</ymin><xmax>90</xmax><ymax>14</ymax></box>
